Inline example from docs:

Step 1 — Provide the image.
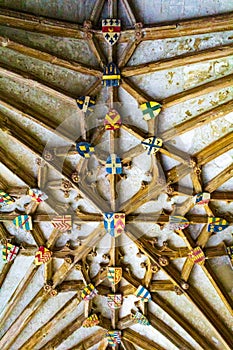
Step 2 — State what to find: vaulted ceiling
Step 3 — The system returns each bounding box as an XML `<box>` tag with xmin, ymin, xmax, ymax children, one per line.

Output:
<box><xmin>0</xmin><ymin>1</ymin><xmax>233</xmax><ymax>350</ymax></box>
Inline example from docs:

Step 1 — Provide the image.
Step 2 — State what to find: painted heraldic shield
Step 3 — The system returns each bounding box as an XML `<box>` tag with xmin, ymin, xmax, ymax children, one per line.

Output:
<box><xmin>102</xmin><ymin>62</ymin><xmax>121</xmax><ymax>87</ymax></box>
<box><xmin>81</xmin><ymin>283</ymin><xmax>98</xmax><ymax>301</ymax></box>
<box><xmin>76</xmin><ymin>96</ymin><xmax>96</xmax><ymax>113</ymax></box>
<box><xmin>104</xmin><ymin>213</ymin><xmax>125</xmax><ymax>237</ymax></box>
<box><xmin>134</xmin><ymin>285</ymin><xmax>151</xmax><ymax>302</ymax></box>
<box><xmin>104</xmin><ymin>109</ymin><xmax>122</xmax><ymax>130</ymax></box>
<box><xmin>106</xmin><ymin>330</ymin><xmax>121</xmax><ymax>346</ymax></box>
<box><xmin>141</xmin><ymin>137</ymin><xmax>163</xmax><ymax>155</ymax></box>
<box><xmin>194</xmin><ymin>192</ymin><xmax>210</xmax><ymax>205</ymax></box>
<box><xmin>188</xmin><ymin>247</ymin><xmax>205</xmax><ymax>265</ymax></box>
<box><xmin>207</xmin><ymin>217</ymin><xmax>229</xmax><ymax>233</ymax></box>
<box><xmin>107</xmin><ymin>294</ymin><xmax>123</xmax><ymax>309</ymax></box>
<box><xmin>133</xmin><ymin>311</ymin><xmax>150</xmax><ymax>325</ymax></box>
<box><xmin>140</xmin><ymin>101</ymin><xmax>162</xmax><ymax>121</ymax></box>
<box><xmin>76</xmin><ymin>142</ymin><xmax>95</xmax><ymax>158</ymax></box>
<box><xmin>2</xmin><ymin>243</ymin><xmax>19</xmax><ymax>262</ymax></box>
<box><xmin>107</xmin><ymin>266</ymin><xmax>122</xmax><ymax>285</ymax></box>
<box><xmin>28</xmin><ymin>188</ymin><xmax>48</xmax><ymax>202</ymax></box>
<box><xmin>13</xmin><ymin>215</ymin><xmax>33</xmax><ymax>232</ymax></box>
<box><xmin>106</xmin><ymin>154</ymin><xmax>122</xmax><ymax>174</ymax></box>
<box><xmin>34</xmin><ymin>246</ymin><xmax>52</xmax><ymax>266</ymax></box>
<box><xmin>51</xmin><ymin>215</ymin><xmax>72</xmax><ymax>232</ymax></box>
<box><xmin>0</xmin><ymin>191</ymin><xmax>14</xmax><ymax>207</ymax></box>
<box><xmin>82</xmin><ymin>314</ymin><xmax>99</xmax><ymax>328</ymax></box>
<box><xmin>102</xmin><ymin>19</ymin><xmax>121</xmax><ymax>45</ymax></box>
<box><xmin>168</xmin><ymin>215</ymin><xmax>189</xmax><ymax>230</ymax></box>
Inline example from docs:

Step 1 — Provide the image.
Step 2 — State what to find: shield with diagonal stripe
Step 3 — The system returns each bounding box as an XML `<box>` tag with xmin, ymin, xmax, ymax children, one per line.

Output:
<box><xmin>0</xmin><ymin>191</ymin><xmax>14</xmax><ymax>207</ymax></box>
<box><xmin>140</xmin><ymin>101</ymin><xmax>162</xmax><ymax>120</ymax></box>
<box><xmin>104</xmin><ymin>109</ymin><xmax>122</xmax><ymax>130</ymax></box>
<box><xmin>51</xmin><ymin>215</ymin><xmax>72</xmax><ymax>232</ymax></box>
<box><xmin>13</xmin><ymin>215</ymin><xmax>33</xmax><ymax>232</ymax></box>
<box><xmin>102</xmin><ymin>19</ymin><xmax>121</xmax><ymax>45</ymax></box>
<box><xmin>2</xmin><ymin>243</ymin><xmax>19</xmax><ymax>262</ymax></box>
<box><xmin>81</xmin><ymin>283</ymin><xmax>98</xmax><ymax>300</ymax></box>
<box><xmin>107</xmin><ymin>294</ymin><xmax>123</xmax><ymax>309</ymax></box>
<box><xmin>134</xmin><ymin>285</ymin><xmax>151</xmax><ymax>302</ymax></box>
<box><xmin>141</xmin><ymin>137</ymin><xmax>163</xmax><ymax>155</ymax></box>
<box><xmin>207</xmin><ymin>217</ymin><xmax>228</xmax><ymax>233</ymax></box>
<box><xmin>168</xmin><ymin>216</ymin><xmax>189</xmax><ymax>230</ymax></box>
<box><xmin>28</xmin><ymin>188</ymin><xmax>48</xmax><ymax>202</ymax></box>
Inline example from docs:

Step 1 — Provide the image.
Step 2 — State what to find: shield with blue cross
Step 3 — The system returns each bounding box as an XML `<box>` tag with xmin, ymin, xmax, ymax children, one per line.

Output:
<box><xmin>141</xmin><ymin>137</ymin><xmax>163</xmax><ymax>155</ymax></box>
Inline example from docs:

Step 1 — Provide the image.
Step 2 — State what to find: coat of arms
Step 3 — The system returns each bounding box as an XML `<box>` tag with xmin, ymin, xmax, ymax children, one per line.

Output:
<box><xmin>140</xmin><ymin>101</ymin><xmax>162</xmax><ymax>120</ymax></box>
<box><xmin>107</xmin><ymin>294</ymin><xmax>123</xmax><ymax>309</ymax></box>
<box><xmin>106</xmin><ymin>154</ymin><xmax>122</xmax><ymax>174</ymax></box>
<box><xmin>134</xmin><ymin>285</ymin><xmax>151</xmax><ymax>302</ymax></box>
<box><xmin>104</xmin><ymin>213</ymin><xmax>125</xmax><ymax>237</ymax></box>
<box><xmin>104</xmin><ymin>109</ymin><xmax>122</xmax><ymax>130</ymax></box>
<box><xmin>102</xmin><ymin>19</ymin><xmax>121</xmax><ymax>45</ymax></box>
<box><xmin>107</xmin><ymin>267</ymin><xmax>122</xmax><ymax>285</ymax></box>
<box><xmin>207</xmin><ymin>217</ymin><xmax>228</xmax><ymax>233</ymax></box>
<box><xmin>141</xmin><ymin>137</ymin><xmax>163</xmax><ymax>155</ymax></box>
<box><xmin>76</xmin><ymin>96</ymin><xmax>96</xmax><ymax>113</ymax></box>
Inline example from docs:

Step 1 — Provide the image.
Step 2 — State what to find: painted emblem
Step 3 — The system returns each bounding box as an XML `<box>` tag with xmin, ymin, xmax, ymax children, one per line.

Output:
<box><xmin>102</xmin><ymin>19</ymin><xmax>121</xmax><ymax>45</ymax></box>
<box><xmin>76</xmin><ymin>142</ymin><xmax>95</xmax><ymax>158</ymax></box>
<box><xmin>188</xmin><ymin>247</ymin><xmax>205</xmax><ymax>265</ymax></box>
<box><xmin>106</xmin><ymin>154</ymin><xmax>122</xmax><ymax>174</ymax></box>
<box><xmin>51</xmin><ymin>215</ymin><xmax>72</xmax><ymax>232</ymax></box>
<box><xmin>140</xmin><ymin>101</ymin><xmax>162</xmax><ymax>121</ymax></box>
<box><xmin>226</xmin><ymin>246</ymin><xmax>233</xmax><ymax>260</ymax></box>
<box><xmin>133</xmin><ymin>311</ymin><xmax>150</xmax><ymax>325</ymax></box>
<box><xmin>81</xmin><ymin>283</ymin><xmax>98</xmax><ymax>301</ymax></box>
<box><xmin>194</xmin><ymin>192</ymin><xmax>210</xmax><ymax>205</ymax></box>
<box><xmin>104</xmin><ymin>213</ymin><xmax>125</xmax><ymax>237</ymax></box>
<box><xmin>134</xmin><ymin>285</ymin><xmax>151</xmax><ymax>302</ymax></box>
<box><xmin>107</xmin><ymin>294</ymin><xmax>123</xmax><ymax>309</ymax></box>
<box><xmin>207</xmin><ymin>217</ymin><xmax>228</xmax><ymax>233</ymax></box>
<box><xmin>0</xmin><ymin>191</ymin><xmax>14</xmax><ymax>207</ymax></box>
<box><xmin>13</xmin><ymin>215</ymin><xmax>33</xmax><ymax>232</ymax></box>
<box><xmin>34</xmin><ymin>246</ymin><xmax>52</xmax><ymax>265</ymax></box>
<box><xmin>76</xmin><ymin>96</ymin><xmax>96</xmax><ymax>113</ymax></box>
<box><xmin>102</xmin><ymin>62</ymin><xmax>121</xmax><ymax>87</ymax></box>
<box><xmin>104</xmin><ymin>109</ymin><xmax>122</xmax><ymax>130</ymax></box>
<box><xmin>82</xmin><ymin>314</ymin><xmax>99</xmax><ymax>328</ymax></box>
<box><xmin>106</xmin><ymin>330</ymin><xmax>121</xmax><ymax>347</ymax></box>
<box><xmin>141</xmin><ymin>137</ymin><xmax>163</xmax><ymax>155</ymax></box>
<box><xmin>28</xmin><ymin>188</ymin><xmax>48</xmax><ymax>202</ymax></box>
<box><xmin>107</xmin><ymin>267</ymin><xmax>122</xmax><ymax>285</ymax></box>
<box><xmin>2</xmin><ymin>243</ymin><xmax>19</xmax><ymax>262</ymax></box>
<box><xmin>168</xmin><ymin>216</ymin><xmax>189</xmax><ymax>230</ymax></box>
